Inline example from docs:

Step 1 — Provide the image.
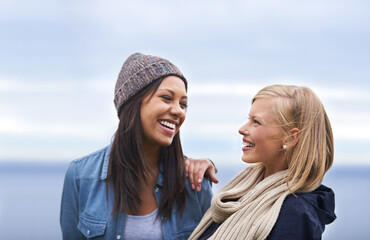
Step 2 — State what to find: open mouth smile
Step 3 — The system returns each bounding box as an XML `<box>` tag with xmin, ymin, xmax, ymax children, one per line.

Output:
<box><xmin>242</xmin><ymin>141</ymin><xmax>255</xmax><ymax>147</ymax></box>
<box><xmin>159</xmin><ymin>120</ymin><xmax>176</xmax><ymax>130</ymax></box>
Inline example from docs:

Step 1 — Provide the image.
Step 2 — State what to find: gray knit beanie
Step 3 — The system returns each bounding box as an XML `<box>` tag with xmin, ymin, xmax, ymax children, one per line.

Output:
<box><xmin>114</xmin><ymin>53</ymin><xmax>187</xmax><ymax>116</ymax></box>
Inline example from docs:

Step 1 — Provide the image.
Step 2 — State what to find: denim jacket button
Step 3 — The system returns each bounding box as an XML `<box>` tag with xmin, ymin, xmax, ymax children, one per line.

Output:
<box><xmin>155</xmin><ymin>187</ymin><xmax>159</xmax><ymax>192</ymax></box>
<box><xmin>87</xmin><ymin>230</ymin><xmax>90</xmax><ymax>235</ymax></box>
<box><xmin>116</xmin><ymin>235</ymin><xmax>121</xmax><ymax>239</ymax></box>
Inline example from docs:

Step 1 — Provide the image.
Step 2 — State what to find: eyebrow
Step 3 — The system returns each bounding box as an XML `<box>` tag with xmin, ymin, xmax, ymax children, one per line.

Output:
<box><xmin>157</xmin><ymin>88</ymin><xmax>187</xmax><ymax>99</ymax></box>
<box><xmin>249</xmin><ymin>113</ymin><xmax>264</xmax><ymax>121</ymax></box>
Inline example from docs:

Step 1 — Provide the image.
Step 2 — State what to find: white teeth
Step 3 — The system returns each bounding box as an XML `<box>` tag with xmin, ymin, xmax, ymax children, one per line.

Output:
<box><xmin>242</xmin><ymin>142</ymin><xmax>255</xmax><ymax>147</ymax></box>
<box><xmin>160</xmin><ymin>121</ymin><xmax>175</xmax><ymax>130</ymax></box>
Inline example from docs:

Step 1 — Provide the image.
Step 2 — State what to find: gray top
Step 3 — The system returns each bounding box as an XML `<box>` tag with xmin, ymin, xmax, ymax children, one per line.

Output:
<box><xmin>123</xmin><ymin>208</ymin><xmax>164</xmax><ymax>240</ymax></box>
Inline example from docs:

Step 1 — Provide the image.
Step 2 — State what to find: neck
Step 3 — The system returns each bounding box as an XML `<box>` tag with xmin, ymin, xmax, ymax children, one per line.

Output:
<box><xmin>263</xmin><ymin>161</ymin><xmax>288</xmax><ymax>178</ymax></box>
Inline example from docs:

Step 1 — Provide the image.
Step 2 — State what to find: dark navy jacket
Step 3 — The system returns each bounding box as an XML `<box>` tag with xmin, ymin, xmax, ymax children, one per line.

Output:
<box><xmin>199</xmin><ymin>184</ymin><xmax>336</xmax><ymax>240</ymax></box>
<box><xmin>266</xmin><ymin>184</ymin><xmax>336</xmax><ymax>240</ymax></box>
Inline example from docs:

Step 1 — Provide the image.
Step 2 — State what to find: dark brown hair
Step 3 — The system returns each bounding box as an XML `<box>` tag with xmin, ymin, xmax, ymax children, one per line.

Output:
<box><xmin>107</xmin><ymin>76</ymin><xmax>186</xmax><ymax>220</ymax></box>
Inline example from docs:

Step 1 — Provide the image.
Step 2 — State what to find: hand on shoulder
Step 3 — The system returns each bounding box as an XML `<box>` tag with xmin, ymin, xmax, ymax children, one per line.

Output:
<box><xmin>185</xmin><ymin>157</ymin><xmax>219</xmax><ymax>192</ymax></box>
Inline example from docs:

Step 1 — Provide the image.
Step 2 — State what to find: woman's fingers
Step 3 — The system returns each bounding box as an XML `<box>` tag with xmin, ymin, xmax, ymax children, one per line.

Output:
<box><xmin>186</xmin><ymin>158</ymin><xmax>218</xmax><ymax>192</ymax></box>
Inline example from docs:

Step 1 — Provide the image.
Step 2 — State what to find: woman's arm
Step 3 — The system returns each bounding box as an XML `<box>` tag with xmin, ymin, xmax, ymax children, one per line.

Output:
<box><xmin>60</xmin><ymin>161</ymin><xmax>85</xmax><ymax>240</ymax></box>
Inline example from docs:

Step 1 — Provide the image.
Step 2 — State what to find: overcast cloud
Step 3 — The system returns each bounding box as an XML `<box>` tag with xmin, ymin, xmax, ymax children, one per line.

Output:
<box><xmin>1</xmin><ymin>0</ymin><xmax>369</xmax><ymax>165</ymax></box>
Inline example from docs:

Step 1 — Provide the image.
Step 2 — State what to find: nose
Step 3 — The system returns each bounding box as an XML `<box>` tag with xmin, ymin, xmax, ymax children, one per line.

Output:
<box><xmin>170</xmin><ymin>103</ymin><xmax>186</xmax><ymax>118</ymax></box>
<box><xmin>238</xmin><ymin>122</ymin><xmax>249</xmax><ymax>136</ymax></box>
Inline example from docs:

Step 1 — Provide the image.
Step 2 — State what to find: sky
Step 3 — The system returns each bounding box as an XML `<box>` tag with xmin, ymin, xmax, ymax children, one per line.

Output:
<box><xmin>1</xmin><ymin>0</ymin><xmax>370</xmax><ymax>166</ymax></box>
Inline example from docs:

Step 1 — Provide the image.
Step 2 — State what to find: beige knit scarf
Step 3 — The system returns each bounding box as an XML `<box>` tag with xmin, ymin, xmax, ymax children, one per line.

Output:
<box><xmin>189</xmin><ymin>164</ymin><xmax>291</xmax><ymax>240</ymax></box>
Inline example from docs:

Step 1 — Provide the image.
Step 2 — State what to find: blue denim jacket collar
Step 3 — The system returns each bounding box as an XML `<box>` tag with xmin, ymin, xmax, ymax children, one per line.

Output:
<box><xmin>100</xmin><ymin>144</ymin><xmax>111</xmax><ymax>181</ymax></box>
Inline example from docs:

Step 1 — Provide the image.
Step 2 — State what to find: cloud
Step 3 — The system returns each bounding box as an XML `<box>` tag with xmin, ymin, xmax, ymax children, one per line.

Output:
<box><xmin>3</xmin><ymin>0</ymin><xmax>366</xmax><ymax>39</ymax></box>
<box><xmin>79</xmin><ymin>0</ymin><xmax>370</xmax><ymax>34</ymax></box>
<box><xmin>0</xmin><ymin>77</ymin><xmax>112</xmax><ymax>93</ymax></box>
<box><xmin>189</xmin><ymin>81</ymin><xmax>370</xmax><ymax>103</ymax></box>
<box><xmin>332</xmin><ymin>123</ymin><xmax>370</xmax><ymax>140</ymax></box>
<box><xmin>0</xmin><ymin>115</ymin><xmax>112</xmax><ymax>138</ymax></box>
<box><xmin>188</xmin><ymin>83</ymin><xmax>260</xmax><ymax>97</ymax></box>
<box><xmin>0</xmin><ymin>79</ymin><xmax>73</xmax><ymax>93</ymax></box>
<box><xmin>0</xmin><ymin>0</ymin><xmax>369</xmax><ymax>164</ymax></box>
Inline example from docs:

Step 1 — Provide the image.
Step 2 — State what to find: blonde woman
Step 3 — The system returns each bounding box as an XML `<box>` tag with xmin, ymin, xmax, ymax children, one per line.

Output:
<box><xmin>190</xmin><ymin>85</ymin><xmax>336</xmax><ymax>240</ymax></box>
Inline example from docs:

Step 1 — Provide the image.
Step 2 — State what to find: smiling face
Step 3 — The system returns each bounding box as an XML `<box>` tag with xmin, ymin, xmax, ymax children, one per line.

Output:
<box><xmin>238</xmin><ymin>98</ymin><xmax>288</xmax><ymax>176</ymax></box>
<box><xmin>140</xmin><ymin>76</ymin><xmax>187</xmax><ymax>149</ymax></box>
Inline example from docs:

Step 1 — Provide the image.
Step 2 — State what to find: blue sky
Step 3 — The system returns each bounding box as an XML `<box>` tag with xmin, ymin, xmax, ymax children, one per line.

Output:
<box><xmin>1</xmin><ymin>0</ymin><xmax>370</xmax><ymax>165</ymax></box>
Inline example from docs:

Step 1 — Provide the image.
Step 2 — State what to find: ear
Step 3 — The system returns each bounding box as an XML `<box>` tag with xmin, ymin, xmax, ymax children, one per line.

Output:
<box><xmin>284</xmin><ymin>128</ymin><xmax>300</xmax><ymax>150</ymax></box>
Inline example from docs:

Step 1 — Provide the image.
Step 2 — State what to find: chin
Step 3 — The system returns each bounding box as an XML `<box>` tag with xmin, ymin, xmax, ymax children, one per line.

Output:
<box><xmin>158</xmin><ymin>138</ymin><xmax>174</xmax><ymax>147</ymax></box>
<box><xmin>241</xmin><ymin>159</ymin><xmax>249</xmax><ymax>164</ymax></box>
<box><xmin>241</xmin><ymin>156</ymin><xmax>255</xmax><ymax>164</ymax></box>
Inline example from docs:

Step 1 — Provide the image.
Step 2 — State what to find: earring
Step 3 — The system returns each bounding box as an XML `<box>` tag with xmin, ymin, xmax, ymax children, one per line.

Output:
<box><xmin>283</xmin><ymin>145</ymin><xmax>287</xmax><ymax>150</ymax></box>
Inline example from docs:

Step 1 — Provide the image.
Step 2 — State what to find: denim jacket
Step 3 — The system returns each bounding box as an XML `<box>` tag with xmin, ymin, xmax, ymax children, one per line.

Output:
<box><xmin>60</xmin><ymin>144</ymin><xmax>213</xmax><ymax>240</ymax></box>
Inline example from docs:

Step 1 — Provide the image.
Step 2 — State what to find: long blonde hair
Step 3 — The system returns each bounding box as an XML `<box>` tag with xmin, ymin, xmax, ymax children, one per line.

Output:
<box><xmin>253</xmin><ymin>85</ymin><xmax>334</xmax><ymax>193</ymax></box>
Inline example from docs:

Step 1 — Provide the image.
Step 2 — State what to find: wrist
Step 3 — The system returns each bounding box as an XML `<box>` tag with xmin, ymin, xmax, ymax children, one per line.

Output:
<box><xmin>208</xmin><ymin>159</ymin><xmax>218</xmax><ymax>174</ymax></box>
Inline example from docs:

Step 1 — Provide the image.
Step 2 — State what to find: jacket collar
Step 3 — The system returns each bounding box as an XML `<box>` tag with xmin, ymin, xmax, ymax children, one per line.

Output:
<box><xmin>100</xmin><ymin>144</ymin><xmax>112</xmax><ymax>180</ymax></box>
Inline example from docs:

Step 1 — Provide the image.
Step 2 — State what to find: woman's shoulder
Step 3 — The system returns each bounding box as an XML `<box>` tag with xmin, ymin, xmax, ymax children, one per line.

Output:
<box><xmin>282</xmin><ymin>184</ymin><xmax>336</xmax><ymax>221</ymax></box>
<box><xmin>67</xmin><ymin>144</ymin><xmax>111</xmax><ymax>180</ymax></box>
<box><xmin>200</xmin><ymin>177</ymin><xmax>213</xmax><ymax>190</ymax></box>
<box><xmin>268</xmin><ymin>184</ymin><xmax>336</xmax><ymax>239</ymax></box>
<box><xmin>185</xmin><ymin>177</ymin><xmax>213</xmax><ymax>192</ymax></box>
<box><xmin>183</xmin><ymin>177</ymin><xmax>213</xmax><ymax>208</ymax></box>
<box><xmin>281</xmin><ymin>193</ymin><xmax>314</xmax><ymax>217</ymax></box>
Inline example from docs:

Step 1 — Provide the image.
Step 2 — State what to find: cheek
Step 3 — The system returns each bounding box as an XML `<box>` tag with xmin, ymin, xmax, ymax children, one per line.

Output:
<box><xmin>180</xmin><ymin>114</ymin><xmax>186</xmax><ymax>125</ymax></box>
<box><xmin>254</xmin><ymin>131</ymin><xmax>279</xmax><ymax>151</ymax></box>
<box><xmin>177</xmin><ymin>111</ymin><xmax>186</xmax><ymax>125</ymax></box>
<box><xmin>259</xmin><ymin>135</ymin><xmax>283</xmax><ymax>153</ymax></box>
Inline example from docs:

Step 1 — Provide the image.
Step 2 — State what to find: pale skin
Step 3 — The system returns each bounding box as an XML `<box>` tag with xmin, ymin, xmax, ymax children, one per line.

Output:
<box><xmin>129</xmin><ymin>76</ymin><xmax>217</xmax><ymax>215</ymax></box>
<box><xmin>238</xmin><ymin>98</ymin><xmax>299</xmax><ymax>178</ymax></box>
<box><xmin>186</xmin><ymin>158</ymin><xmax>219</xmax><ymax>191</ymax></box>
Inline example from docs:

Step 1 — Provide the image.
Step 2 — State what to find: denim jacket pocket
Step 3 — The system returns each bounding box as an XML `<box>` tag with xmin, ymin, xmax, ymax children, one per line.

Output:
<box><xmin>77</xmin><ymin>214</ymin><xmax>107</xmax><ymax>238</ymax></box>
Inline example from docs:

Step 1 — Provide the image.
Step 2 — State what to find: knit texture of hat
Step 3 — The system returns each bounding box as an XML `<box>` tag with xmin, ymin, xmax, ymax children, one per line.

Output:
<box><xmin>114</xmin><ymin>53</ymin><xmax>187</xmax><ymax>116</ymax></box>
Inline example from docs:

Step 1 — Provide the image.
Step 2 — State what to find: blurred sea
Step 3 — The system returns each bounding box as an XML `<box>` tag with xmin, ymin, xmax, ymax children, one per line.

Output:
<box><xmin>0</xmin><ymin>161</ymin><xmax>369</xmax><ymax>240</ymax></box>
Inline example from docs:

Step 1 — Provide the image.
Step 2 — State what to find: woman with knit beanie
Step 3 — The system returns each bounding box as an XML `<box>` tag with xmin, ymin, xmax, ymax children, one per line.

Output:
<box><xmin>190</xmin><ymin>85</ymin><xmax>336</xmax><ymax>240</ymax></box>
<box><xmin>60</xmin><ymin>53</ymin><xmax>218</xmax><ymax>240</ymax></box>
